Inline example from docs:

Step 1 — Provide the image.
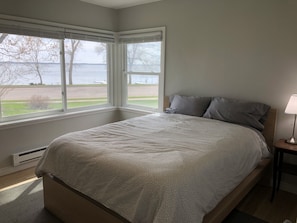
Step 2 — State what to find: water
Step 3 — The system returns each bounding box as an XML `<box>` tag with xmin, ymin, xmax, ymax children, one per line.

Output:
<box><xmin>10</xmin><ymin>63</ymin><xmax>108</xmax><ymax>85</ymax></box>
<box><xmin>0</xmin><ymin>63</ymin><xmax>159</xmax><ymax>85</ymax></box>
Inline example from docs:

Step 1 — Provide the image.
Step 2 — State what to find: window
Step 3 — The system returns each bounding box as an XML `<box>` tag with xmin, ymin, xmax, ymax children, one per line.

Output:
<box><xmin>64</xmin><ymin>39</ymin><xmax>109</xmax><ymax>110</ymax></box>
<box><xmin>0</xmin><ymin>16</ymin><xmax>165</xmax><ymax>124</ymax></box>
<box><xmin>0</xmin><ymin>17</ymin><xmax>114</xmax><ymax>123</ymax></box>
<box><xmin>119</xmin><ymin>28</ymin><xmax>165</xmax><ymax>111</ymax></box>
<box><xmin>0</xmin><ymin>34</ymin><xmax>62</xmax><ymax>119</ymax></box>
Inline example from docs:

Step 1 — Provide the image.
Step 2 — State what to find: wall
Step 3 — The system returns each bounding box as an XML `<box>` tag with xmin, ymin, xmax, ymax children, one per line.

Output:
<box><xmin>117</xmin><ymin>0</ymin><xmax>297</xmax><ymax>193</ymax></box>
<box><xmin>0</xmin><ymin>0</ymin><xmax>117</xmax><ymax>31</ymax></box>
<box><xmin>0</xmin><ymin>0</ymin><xmax>119</xmax><ymax>175</ymax></box>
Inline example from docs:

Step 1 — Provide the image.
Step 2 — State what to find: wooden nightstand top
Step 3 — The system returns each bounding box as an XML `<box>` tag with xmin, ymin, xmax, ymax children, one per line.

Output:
<box><xmin>274</xmin><ymin>139</ymin><xmax>297</xmax><ymax>153</ymax></box>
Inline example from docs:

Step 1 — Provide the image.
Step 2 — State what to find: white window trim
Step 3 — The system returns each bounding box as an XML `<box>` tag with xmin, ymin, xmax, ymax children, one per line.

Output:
<box><xmin>117</xmin><ymin>27</ymin><xmax>166</xmax><ymax>112</ymax></box>
<box><xmin>0</xmin><ymin>14</ymin><xmax>115</xmax><ymax>41</ymax></box>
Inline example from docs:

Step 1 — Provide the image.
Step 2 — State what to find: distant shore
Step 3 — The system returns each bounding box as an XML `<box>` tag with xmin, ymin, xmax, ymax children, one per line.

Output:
<box><xmin>1</xmin><ymin>85</ymin><xmax>158</xmax><ymax>100</ymax></box>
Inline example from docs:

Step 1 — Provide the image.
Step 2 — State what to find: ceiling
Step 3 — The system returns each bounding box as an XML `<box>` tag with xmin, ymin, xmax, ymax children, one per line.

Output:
<box><xmin>80</xmin><ymin>0</ymin><xmax>162</xmax><ymax>9</ymax></box>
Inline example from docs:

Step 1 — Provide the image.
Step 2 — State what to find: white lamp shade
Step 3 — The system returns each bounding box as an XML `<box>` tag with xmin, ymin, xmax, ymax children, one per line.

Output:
<box><xmin>285</xmin><ymin>94</ymin><xmax>297</xmax><ymax>114</ymax></box>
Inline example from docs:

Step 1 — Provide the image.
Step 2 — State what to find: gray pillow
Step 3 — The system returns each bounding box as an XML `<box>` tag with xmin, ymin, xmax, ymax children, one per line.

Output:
<box><xmin>167</xmin><ymin>95</ymin><xmax>211</xmax><ymax>117</ymax></box>
<box><xmin>203</xmin><ymin>97</ymin><xmax>270</xmax><ymax>131</ymax></box>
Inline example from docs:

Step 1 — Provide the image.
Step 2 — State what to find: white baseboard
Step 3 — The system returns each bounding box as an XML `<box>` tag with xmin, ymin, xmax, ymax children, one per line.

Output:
<box><xmin>0</xmin><ymin>161</ymin><xmax>38</xmax><ymax>177</ymax></box>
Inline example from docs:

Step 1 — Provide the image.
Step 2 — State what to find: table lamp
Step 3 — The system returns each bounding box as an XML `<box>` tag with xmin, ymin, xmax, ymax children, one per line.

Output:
<box><xmin>285</xmin><ymin>94</ymin><xmax>297</xmax><ymax>144</ymax></box>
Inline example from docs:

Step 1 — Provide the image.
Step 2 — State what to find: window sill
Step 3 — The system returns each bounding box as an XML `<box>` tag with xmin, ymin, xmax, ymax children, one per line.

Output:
<box><xmin>0</xmin><ymin>106</ymin><xmax>117</xmax><ymax>130</ymax></box>
<box><xmin>119</xmin><ymin>106</ymin><xmax>155</xmax><ymax>115</ymax></box>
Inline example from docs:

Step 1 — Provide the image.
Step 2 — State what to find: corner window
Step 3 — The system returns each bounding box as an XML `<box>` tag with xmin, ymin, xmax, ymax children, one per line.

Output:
<box><xmin>119</xmin><ymin>28</ymin><xmax>165</xmax><ymax>111</ymax></box>
<box><xmin>0</xmin><ymin>16</ymin><xmax>166</xmax><ymax>124</ymax></box>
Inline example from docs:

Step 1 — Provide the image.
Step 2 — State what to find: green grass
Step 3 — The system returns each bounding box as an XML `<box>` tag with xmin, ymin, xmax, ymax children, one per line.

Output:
<box><xmin>1</xmin><ymin>99</ymin><xmax>107</xmax><ymax>116</ymax></box>
<box><xmin>127</xmin><ymin>99</ymin><xmax>158</xmax><ymax>108</ymax></box>
<box><xmin>2</xmin><ymin>102</ymin><xmax>32</xmax><ymax>116</ymax></box>
<box><xmin>1</xmin><ymin>97</ymin><xmax>158</xmax><ymax>117</ymax></box>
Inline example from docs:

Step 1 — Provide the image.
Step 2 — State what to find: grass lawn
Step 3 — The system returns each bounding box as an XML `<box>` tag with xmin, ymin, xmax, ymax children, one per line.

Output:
<box><xmin>127</xmin><ymin>99</ymin><xmax>158</xmax><ymax>108</ymax></box>
<box><xmin>1</xmin><ymin>97</ymin><xmax>158</xmax><ymax>117</ymax></box>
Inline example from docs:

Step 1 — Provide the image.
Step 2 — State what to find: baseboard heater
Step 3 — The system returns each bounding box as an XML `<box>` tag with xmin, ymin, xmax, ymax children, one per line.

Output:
<box><xmin>12</xmin><ymin>147</ymin><xmax>47</xmax><ymax>166</ymax></box>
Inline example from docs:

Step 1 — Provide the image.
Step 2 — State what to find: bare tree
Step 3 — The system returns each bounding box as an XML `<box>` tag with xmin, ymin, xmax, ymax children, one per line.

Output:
<box><xmin>0</xmin><ymin>34</ymin><xmax>59</xmax><ymax>85</ymax></box>
<box><xmin>0</xmin><ymin>63</ymin><xmax>16</xmax><ymax>97</ymax></box>
<box><xmin>127</xmin><ymin>44</ymin><xmax>140</xmax><ymax>84</ymax></box>
<box><xmin>0</xmin><ymin>33</ymin><xmax>21</xmax><ymax>98</ymax></box>
<box><xmin>95</xmin><ymin>43</ymin><xmax>106</xmax><ymax>62</ymax></box>
<box><xmin>126</xmin><ymin>42</ymin><xmax>160</xmax><ymax>84</ymax></box>
<box><xmin>22</xmin><ymin>36</ymin><xmax>59</xmax><ymax>85</ymax></box>
<box><xmin>24</xmin><ymin>37</ymin><xmax>44</xmax><ymax>84</ymax></box>
<box><xmin>0</xmin><ymin>33</ymin><xmax>20</xmax><ymax>116</ymax></box>
<box><xmin>0</xmin><ymin>33</ymin><xmax>29</xmax><ymax>59</ymax></box>
<box><xmin>65</xmin><ymin>39</ymin><xmax>81</xmax><ymax>85</ymax></box>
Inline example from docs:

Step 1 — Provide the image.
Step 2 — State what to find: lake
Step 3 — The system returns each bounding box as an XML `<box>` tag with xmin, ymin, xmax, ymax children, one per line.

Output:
<box><xmin>1</xmin><ymin>63</ymin><xmax>159</xmax><ymax>85</ymax></box>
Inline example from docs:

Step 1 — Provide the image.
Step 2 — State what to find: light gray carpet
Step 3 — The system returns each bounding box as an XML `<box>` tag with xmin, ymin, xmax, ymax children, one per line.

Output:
<box><xmin>0</xmin><ymin>178</ymin><xmax>268</xmax><ymax>223</ymax></box>
<box><xmin>0</xmin><ymin>178</ymin><xmax>62</xmax><ymax>223</ymax></box>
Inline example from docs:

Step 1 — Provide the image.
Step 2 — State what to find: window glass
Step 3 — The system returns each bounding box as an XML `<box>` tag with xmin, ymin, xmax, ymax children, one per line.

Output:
<box><xmin>125</xmin><ymin>41</ymin><xmax>162</xmax><ymax>109</ymax></box>
<box><xmin>127</xmin><ymin>74</ymin><xmax>159</xmax><ymax>108</ymax></box>
<box><xmin>64</xmin><ymin>39</ymin><xmax>108</xmax><ymax>109</ymax></box>
<box><xmin>127</xmin><ymin>42</ymin><xmax>161</xmax><ymax>73</ymax></box>
<box><xmin>0</xmin><ymin>33</ymin><xmax>61</xmax><ymax>119</ymax></box>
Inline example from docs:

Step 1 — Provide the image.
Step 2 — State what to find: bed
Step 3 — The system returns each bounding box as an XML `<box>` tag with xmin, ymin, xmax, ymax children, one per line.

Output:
<box><xmin>35</xmin><ymin>96</ymin><xmax>277</xmax><ymax>223</ymax></box>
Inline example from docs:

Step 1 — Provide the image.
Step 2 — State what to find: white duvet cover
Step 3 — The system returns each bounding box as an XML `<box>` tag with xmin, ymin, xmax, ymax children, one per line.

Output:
<box><xmin>36</xmin><ymin>113</ymin><xmax>270</xmax><ymax>223</ymax></box>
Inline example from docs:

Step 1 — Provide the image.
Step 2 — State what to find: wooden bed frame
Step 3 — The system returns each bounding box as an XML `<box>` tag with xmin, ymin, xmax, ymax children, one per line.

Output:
<box><xmin>42</xmin><ymin>107</ymin><xmax>277</xmax><ymax>223</ymax></box>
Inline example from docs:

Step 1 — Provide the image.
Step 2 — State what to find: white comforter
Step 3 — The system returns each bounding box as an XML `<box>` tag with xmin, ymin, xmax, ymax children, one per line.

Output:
<box><xmin>36</xmin><ymin>113</ymin><xmax>270</xmax><ymax>223</ymax></box>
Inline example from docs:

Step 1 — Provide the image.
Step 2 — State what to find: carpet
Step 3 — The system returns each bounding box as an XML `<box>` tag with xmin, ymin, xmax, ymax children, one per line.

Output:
<box><xmin>0</xmin><ymin>178</ymin><xmax>61</xmax><ymax>223</ymax></box>
<box><xmin>0</xmin><ymin>178</ymin><xmax>268</xmax><ymax>223</ymax></box>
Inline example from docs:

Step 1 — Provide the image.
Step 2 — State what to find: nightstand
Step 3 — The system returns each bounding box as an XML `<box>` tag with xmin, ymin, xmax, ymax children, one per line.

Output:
<box><xmin>271</xmin><ymin>139</ymin><xmax>297</xmax><ymax>201</ymax></box>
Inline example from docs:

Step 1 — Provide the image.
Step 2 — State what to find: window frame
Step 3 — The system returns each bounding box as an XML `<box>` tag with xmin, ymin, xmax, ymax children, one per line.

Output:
<box><xmin>118</xmin><ymin>27</ymin><xmax>166</xmax><ymax>112</ymax></box>
<box><xmin>61</xmin><ymin>39</ymin><xmax>114</xmax><ymax>112</ymax></box>
<box><xmin>0</xmin><ymin>14</ymin><xmax>115</xmax><ymax>124</ymax></box>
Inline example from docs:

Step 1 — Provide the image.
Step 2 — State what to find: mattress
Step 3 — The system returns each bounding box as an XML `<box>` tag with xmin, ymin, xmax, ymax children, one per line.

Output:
<box><xmin>36</xmin><ymin>113</ymin><xmax>270</xmax><ymax>223</ymax></box>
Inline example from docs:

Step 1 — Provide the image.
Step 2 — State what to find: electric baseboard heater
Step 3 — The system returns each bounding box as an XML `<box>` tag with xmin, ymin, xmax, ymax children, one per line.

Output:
<box><xmin>12</xmin><ymin>147</ymin><xmax>47</xmax><ymax>166</ymax></box>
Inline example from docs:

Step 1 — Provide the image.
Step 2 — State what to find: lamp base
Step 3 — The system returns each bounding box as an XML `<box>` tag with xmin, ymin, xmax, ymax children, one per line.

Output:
<box><xmin>285</xmin><ymin>137</ymin><xmax>297</xmax><ymax>145</ymax></box>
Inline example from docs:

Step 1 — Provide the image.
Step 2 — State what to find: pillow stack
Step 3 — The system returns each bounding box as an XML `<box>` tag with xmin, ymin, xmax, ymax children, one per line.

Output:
<box><xmin>166</xmin><ymin>95</ymin><xmax>270</xmax><ymax>131</ymax></box>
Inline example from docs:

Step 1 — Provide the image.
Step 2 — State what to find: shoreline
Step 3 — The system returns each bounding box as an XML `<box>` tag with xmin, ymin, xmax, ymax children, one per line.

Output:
<box><xmin>1</xmin><ymin>85</ymin><xmax>158</xmax><ymax>100</ymax></box>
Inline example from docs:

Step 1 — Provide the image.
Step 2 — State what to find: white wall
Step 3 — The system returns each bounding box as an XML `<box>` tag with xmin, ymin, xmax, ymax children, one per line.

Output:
<box><xmin>117</xmin><ymin>0</ymin><xmax>297</xmax><ymax>193</ymax></box>
<box><xmin>0</xmin><ymin>0</ymin><xmax>117</xmax><ymax>31</ymax></box>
